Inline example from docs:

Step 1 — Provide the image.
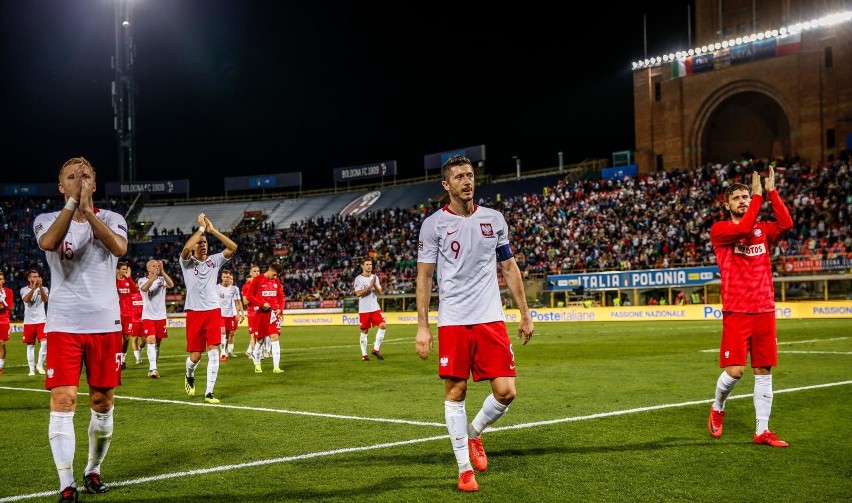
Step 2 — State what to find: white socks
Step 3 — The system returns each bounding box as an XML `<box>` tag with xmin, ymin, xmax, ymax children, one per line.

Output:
<box><xmin>374</xmin><ymin>329</ymin><xmax>386</xmax><ymax>351</ymax></box>
<box><xmin>469</xmin><ymin>394</ymin><xmax>509</xmax><ymax>438</ymax></box>
<box><xmin>754</xmin><ymin>374</ymin><xmax>774</xmax><ymax>433</ymax></box>
<box><xmin>360</xmin><ymin>333</ymin><xmax>368</xmax><ymax>355</ymax></box>
<box><xmin>712</xmin><ymin>371</ymin><xmax>740</xmax><ymax>411</ymax></box>
<box><xmin>445</xmin><ymin>400</ymin><xmax>473</xmax><ymax>473</ymax></box>
<box><xmin>271</xmin><ymin>340</ymin><xmax>281</xmax><ymax>368</ymax></box>
<box><xmin>206</xmin><ymin>348</ymin><xmax>220</xmax><ymax>395</ymax></box>
<box><xmin>84</xmin><ymin>407</ymin><xmax>114</xmax><ymax>476</ymax></box>
<box><xmin>49</xmin><ymin>411</ymin><xmax>76</xmax><ymax>490</ymax></box>
<box><xmin>27</xmin><ymin>344</ymin><xmax>35</xmax><ymax>371</ymax></box>
<box><xmin>147</xmin><ymin>344</ymin><xmax>157</xmax><ymax>371</ymax></box>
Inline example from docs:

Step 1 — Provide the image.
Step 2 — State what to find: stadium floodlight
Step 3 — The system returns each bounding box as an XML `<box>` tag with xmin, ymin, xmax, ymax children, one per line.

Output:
<box><xmin>631</xmin><ymin>8</ymin><xmax>852</xmax><ymax>69</ymax></box>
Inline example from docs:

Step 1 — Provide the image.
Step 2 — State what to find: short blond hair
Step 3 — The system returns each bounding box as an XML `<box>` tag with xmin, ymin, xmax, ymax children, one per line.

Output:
<box><xmin>59</xmin><ymin>156</ymin><xmax>95</xmax><ymax>180</ymax></box>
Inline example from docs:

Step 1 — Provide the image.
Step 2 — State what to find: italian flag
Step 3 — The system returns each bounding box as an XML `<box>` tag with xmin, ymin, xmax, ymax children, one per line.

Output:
<box><xmin>776</xmin><ymin>32</ymin><xmax>802</xmax><ymax>56</ymax></box>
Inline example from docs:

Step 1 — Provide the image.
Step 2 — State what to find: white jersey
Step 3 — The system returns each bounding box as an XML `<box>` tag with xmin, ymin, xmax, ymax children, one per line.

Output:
<box><xmin>417</xmin><ymin>205</ymin><xmax>510</xmax><ymax>327</ymax></box>
<box><xmin>34</xmin><ymin>209</ymin><xmax>127</xmax><ymax>333</ymax></box>
<box><xmin>216</xmin><ymin>284</ymin><xmax>241</xmax><ymax>317</ymax></box>
<box><xmin>180</xmin><ymin>252</ymin><xmax>230</xmax><ymax>311</ymax></box>
<box><xmin>353</xmin><ymin>274</ymin><xmax>381</xmax><ymax>313</ymax></box>
<box><xmin>20</xmin><ymin>286</ymin><xmax>48</xmax><ymax>324</ymax></box>
<box><xmin>137</xmin><ymin>276</ymin><xmax>169</xmax><ymax>321</ymax></box>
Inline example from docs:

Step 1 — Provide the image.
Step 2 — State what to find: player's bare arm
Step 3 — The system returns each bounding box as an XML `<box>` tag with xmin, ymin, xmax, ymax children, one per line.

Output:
<box><xmin>415</xmin><ymin>262</ymin><xmax>436</xmax><ymax>359</ymax></box>
<box><xmin>499</xmin><ymin>257</ymin><xmax>534</xmax><ymax>344</ymax></box>
<box><xmin>204</xmin><ymin>215</ymin><xmax>239</xmax><ymax>259</ymax></box>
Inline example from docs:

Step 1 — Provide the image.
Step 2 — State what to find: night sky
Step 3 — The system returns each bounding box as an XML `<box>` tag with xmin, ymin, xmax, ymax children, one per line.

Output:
<box><xmin>1</xmin><ymin>1</ymin><xmax>695</xmax><ymax>197</ymax></box>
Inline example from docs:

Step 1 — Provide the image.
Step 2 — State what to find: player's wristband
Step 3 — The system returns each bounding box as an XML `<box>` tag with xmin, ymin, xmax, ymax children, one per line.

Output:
<box><xmin>197</xmin><ymin>225</ymin><xmax>206</xmax><ymax>234</ymax></box>
<box><xmin>64</xmin><ymin>197</ymin><xmax>78</xmax><ymax>212</ymax></box>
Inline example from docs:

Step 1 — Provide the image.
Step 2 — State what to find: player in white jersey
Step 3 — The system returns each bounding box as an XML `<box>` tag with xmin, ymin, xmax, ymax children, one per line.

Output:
<box><xmin>34</xmin><ymin>156</ymin><xmax>127</xmax><ymax>502</ymax></box>
<box><xmin>179</xmin><ymin>213</ymin><xmax>238</xmax><ymax>404</ymax></box>
<box><xmin>138</xmin><ymin>259</ymin><xmax>175</xmax><ymax>379</ymax></box>
<box><xmin>20</xmin><ymin>269</ymin><xmax>49</xmax><ymax>376</ymax></box>
<box><xmin>215</xmin><ymin>269</ymin><xmax>244</xmax><ymax>360</ymax></box>
<box><xmin>353</xmin><ymin>258</ymin><xmax>386</xmax><ymax>361</ymax></box>
<box><xmin>415</xmin><ymin>155</ymin><xmax>533</xmax><ymax>493</ymax></box>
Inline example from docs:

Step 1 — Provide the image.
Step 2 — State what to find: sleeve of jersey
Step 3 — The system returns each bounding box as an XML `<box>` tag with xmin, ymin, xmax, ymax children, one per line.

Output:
<box><xmin>33</xmin><ymin>213</ymin><xmax>56</xmax><ymax>251</ymax></box>
<box><xmin>710</xmin><ymin>194</ymin><xmax>763</xmax><ymax>246</ymax></box>
<box><xmin>764</xmin><ymin>190</ymin><xmax>794</xmax><ymax>242</ymax></box>
<box><xmin>107</xmin><ymin>211</ymin><xmax>129</xmax><ymax>239</ymax></box>
<box><xmin>417</xmin><ymin>217</ymin><xmax>438</xmax><ymax>263</ymax></box>
<box><xmin>495</xmin><ymin>212</ymin><xmax>514</xmax><ymax>262</ymax></box>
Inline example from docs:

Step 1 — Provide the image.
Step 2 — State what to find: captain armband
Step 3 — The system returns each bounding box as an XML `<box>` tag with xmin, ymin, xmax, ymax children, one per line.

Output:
<box><xmin>496</xmin><ymin>244</ymin><xmax>513</xmax><ymax>262</ymax></box>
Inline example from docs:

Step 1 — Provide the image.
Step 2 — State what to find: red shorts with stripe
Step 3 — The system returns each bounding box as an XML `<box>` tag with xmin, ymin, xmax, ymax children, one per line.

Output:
<box><xmin>44</xmin><ymin>331</ymin><xmax>123</xmax><ymax>390</ymax></box>
<box><xmin>253</xmin><ymin>310</ymin><xmax>281</xmax><ymax>339</ymax></box>
<box><xmin>22</xmin><ymin>323</ymin><xmax>46</xmax><ymax>344</ymax></box>
<box><xmin>186</xmin><ymin>309</ymin><xmax>224</xmax><ymax>352</ymax></box>
<box><xmin>359</xmin><ymin>310</ymin><xmax>386</xmax><ymax>330</ymax></box>
<box><xmin>222</xmin><ymin>315</ymin><xmax>238</xmax><ymax>333</ymax></box>
<box><xmin>437</xmin><ymin>321</ymin><xmax>517</xmax><ymax>382</ymax></box>
<box><xmin>246</xmin><ymin>310</ymin><xmax>257</xmax><ymax>337</ymax></box>
<box><xmin>121</xmin><ymin>316</ymin><xmax>142</xmax><ymax>337</ymax></box>
<box><xmin>142</xmin><ymin>319</ymin><xmax>168</xmax><ymax>339</ymax></box>
<box><xmin>719</xmin><ymin>311</ymin><xmax>778</xmax><ymax>368</ymax></box>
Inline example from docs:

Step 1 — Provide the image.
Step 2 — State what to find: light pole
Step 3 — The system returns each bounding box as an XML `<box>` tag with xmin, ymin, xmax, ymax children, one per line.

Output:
<box><xmin>512</xmin><ymin>156</ymin><xmax>521</xmax><ymax>179</ymax></box>
<box><xmin>113</xmin><ymin>0</ymin><xmax>136</xmax><ymax>184</ymax></box>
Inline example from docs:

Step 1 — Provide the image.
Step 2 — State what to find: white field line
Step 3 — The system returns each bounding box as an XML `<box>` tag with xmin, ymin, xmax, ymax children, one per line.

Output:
<box><xmin>698</xmin><ymin>336</ymin><xmax>850</xmax><ymax>352</ymax></box>
<box><xmin>1</xmin><ymin>379</ymin><xmax>851</xmax><ymax>502</ymax></box>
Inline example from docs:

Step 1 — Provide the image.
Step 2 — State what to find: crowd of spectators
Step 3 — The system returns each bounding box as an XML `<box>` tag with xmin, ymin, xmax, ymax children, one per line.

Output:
<box><xmin>1</xmin><ymin>156</ymin><xmax>849</xmax><ymax>318</ymax></box>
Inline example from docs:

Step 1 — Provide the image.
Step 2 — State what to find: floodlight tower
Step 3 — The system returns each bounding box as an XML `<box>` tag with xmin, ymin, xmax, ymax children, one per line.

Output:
<box><xmin>112</xmin><ymin>0</ymin><xmax>136</xmax><ymax>184</ymax></box>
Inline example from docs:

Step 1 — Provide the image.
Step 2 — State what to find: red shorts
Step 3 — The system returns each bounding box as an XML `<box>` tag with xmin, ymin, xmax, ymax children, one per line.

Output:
<box><xmin>359</xmin><ymin>310</ymin><xmax>386</xmax><ymax>330</ymax></box>
<box><xmin>246</xmin><ymin>310</ymin><xmax>257</xmax><ymax>337</ymax></box>
<box><xmin>0</xmin><ymin>323</ymin><xmax>9</xmax><ymax>341</ymax></box>
<box><xmin>22</xmin><ymin>323</ymin><xmax>46</xmax><ymax>344</ymax></box>
<box><xmin>186</xmin><ymin>309</ymin><xmax>224</xmax><ymax>352</ymax></box>
<box><xmin>253</xmin><ymin>310</ymin><xmax>281</xmax><ymax>339</ymax></box>
<box><xmin>222</xmin><ymin>315</ymin><xmax>238</xmax><ymax>333</ymax></box>
<box><xmin>720</xmin><ymin>311</ymin><xmax>778</xmax><ymax>368</ymax></box>
<box><xmin>44</xmin><ymin>331</ymin><xmax>123</xmax><ymax>390</ymax></box>
<box><xmin>142</xmin><ymin>319</ymin><xmax>168</xmax><ymax>339</ymax></box>
<box><xmin>121</xmin><ymin>316</ymin><xmax>142</xmax><ymax>337</ymax></box>
<box><xmin>437</xmin><ymin>321</ymin><xmax>516</xmax><ymax>382</ymax></box>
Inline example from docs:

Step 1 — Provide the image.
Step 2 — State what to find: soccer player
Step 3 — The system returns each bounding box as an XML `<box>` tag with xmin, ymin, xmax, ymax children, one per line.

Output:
<box><xmin>130</xmin><ymin>287</ymin><xmax>145</xmax><ymax>364</ymax></box>
<box><xmin>242</xmin><ymin>265</ymin><xmax>261</xmax><ymax>358</ymax></box>
<box><xmin>353</xmin><ymin>258</ymin><xmax>386</xmax><ymax>361</ymax></box>
<box><xmin>138</xmin><ymin>259</ymin><xmax>175</xmax><ymax>379</ymax></box>
<box><xmin>415</xmin><ymin>155</ymin><xmax>534</xmax><ymax>492</ymax></box>
<box><xmin>0</xmin><ymin>271</ymin><xmax>13</xmax><ymax>375</ymax></box>
<box><xmin>708</xmin><ymin>165</ymin><xmax>793</xmax><ymax>448</ymax></box>
<box><xmin>179</xmin><ymin>213</ymin><xmax>238</xmax><ymax>403</ymax></box>
<box><xmin>216</xmin><ymin>269</ymin><xmax>244</xmax><ymax>360</ymax></box>
<box><xmin>35</xmin><ymin>156</ymin><xmax>127</xmax><ymax>501</ymax></box>
<box><xmin>20</xmin><ymin>269</ymin><xmax>49</xmax><ymax>376</ymax></box>
<box><xmin>116</xmin><ymin>262</ymin><xmax>141</xmax><ymax>367</ymax></box>
<box><xmin>245</xmin><ymin>261</ymin><xmax>285</xmax><ymax>373</ymax></box>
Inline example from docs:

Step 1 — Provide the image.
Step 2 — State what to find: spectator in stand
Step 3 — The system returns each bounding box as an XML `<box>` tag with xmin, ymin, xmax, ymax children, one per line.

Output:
<box><xmin>21</xmin><ymin>269</ymin><xmax>49</xmax><ymax>376</ymax></box>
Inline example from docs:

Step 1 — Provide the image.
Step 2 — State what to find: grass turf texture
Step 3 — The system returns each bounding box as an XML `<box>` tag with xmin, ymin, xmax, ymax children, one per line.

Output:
<box><xmin>0</xmin><ymin>319</ymin><xmax>850</xmax><ymax>502</ymax></box>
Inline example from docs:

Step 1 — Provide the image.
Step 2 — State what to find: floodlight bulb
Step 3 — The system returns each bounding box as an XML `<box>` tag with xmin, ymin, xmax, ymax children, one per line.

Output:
<box><xmin>122</xmin><ymin>20</ymin><xmax>130</xmax><ymax>27</ymax></box>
